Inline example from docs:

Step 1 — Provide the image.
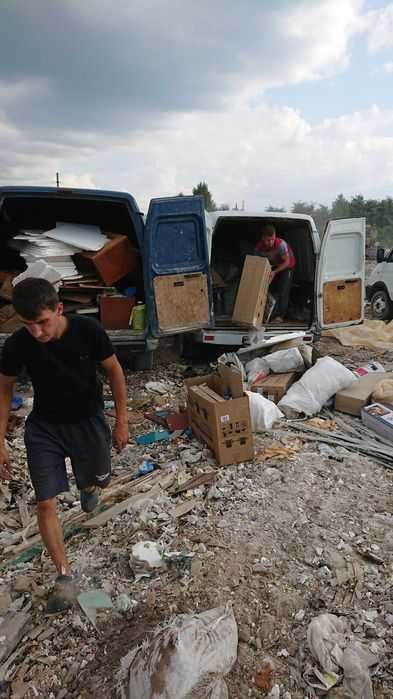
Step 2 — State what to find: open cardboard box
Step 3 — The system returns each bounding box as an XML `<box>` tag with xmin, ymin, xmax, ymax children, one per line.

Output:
<box><xmin>185</xmin><ymin>371</ymin><xmax>253</xmax><ymax>466</ymax></box>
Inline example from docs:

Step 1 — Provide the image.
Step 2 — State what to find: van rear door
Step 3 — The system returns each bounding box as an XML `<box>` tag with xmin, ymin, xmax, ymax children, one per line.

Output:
<box><xmin>144</xmin><ymin>195</ymin><xmax>212</xmax><ymax>336</ymax></box>
<box><xmin>316</xmin><ymin>217</ymin><xmax>366</xmax><ymax>329</ymax></box>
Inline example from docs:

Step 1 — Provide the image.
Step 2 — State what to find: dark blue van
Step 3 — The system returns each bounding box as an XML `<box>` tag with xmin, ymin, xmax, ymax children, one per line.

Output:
<box><xmin>0</xmin><ymin>187</ymin><xmax>212</xmax><ymax>368</ymax></box>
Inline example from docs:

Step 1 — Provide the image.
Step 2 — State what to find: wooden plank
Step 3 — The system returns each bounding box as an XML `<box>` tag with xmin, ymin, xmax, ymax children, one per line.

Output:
<box><xmin>323</xmin><ymin>278</ymin><xmax>362</xmax><ymax>324</ymax></box>
<box><xmin>154</xmin><ymin>273</ymin><xmax>209</xmax><ymax>332</ymax></box>
<box><xmin>171</xmin><ymin>471</ymin><xmax>216</xmax><ymax>496</ymax></box>
<box><xmin>172</xmin><ymin>498</ymin><xmax>201</xmax><ymax>518</ymax></box>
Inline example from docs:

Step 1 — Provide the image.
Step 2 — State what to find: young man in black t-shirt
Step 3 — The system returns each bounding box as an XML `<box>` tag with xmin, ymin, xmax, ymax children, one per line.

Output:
<box><xmin>0</xmin><ymin>278</ymin><xmax>129</xmax><ymax>613</ymax></box>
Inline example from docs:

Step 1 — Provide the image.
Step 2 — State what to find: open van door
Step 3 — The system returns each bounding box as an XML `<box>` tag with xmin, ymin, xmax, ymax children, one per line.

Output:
<box><xmin>316</xmin><ymin>217</ymin><xmax>366</xmax><ymax>330</ymax></box>
<box><xmin>144</xmin><ymin>195</ymin><xmax>213</xmax><ymax>337</ymax></box>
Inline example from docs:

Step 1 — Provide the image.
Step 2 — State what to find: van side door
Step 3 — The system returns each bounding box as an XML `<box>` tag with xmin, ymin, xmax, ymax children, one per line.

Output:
<box><xmin>144</xmin><ymin>195</ymin><xmax>213</xmax><ymax>337</ymax></box>
<box><xmin>316</xmin><ymin>217</ymin><xmax>366</xmax><ymax>329</ymax></box>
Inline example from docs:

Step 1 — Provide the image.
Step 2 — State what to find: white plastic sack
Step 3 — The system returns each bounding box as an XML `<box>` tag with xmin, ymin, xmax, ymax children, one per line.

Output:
<box><xmin>245</xmin><ymin>357</ymin><xmax>270</xmax><ymax>386</ymax></box>
<box><xmin>117</xmin><ymin>605</ymin><xmax>238</xmax><ymax>699</ymax></box>
<box><xmin>264</xmin><ymin>347</ymin><xmax>305</xmax><ymax>374</ymax></box>
<box><xmin>278</xmin><ymin>356</ymin><xmax>356</xmax><ymax>417</ymax></box>
<box><xmin>246</xmin><ymin>391</ymin><xmax>283</xmax><ymax>431</ymax></box>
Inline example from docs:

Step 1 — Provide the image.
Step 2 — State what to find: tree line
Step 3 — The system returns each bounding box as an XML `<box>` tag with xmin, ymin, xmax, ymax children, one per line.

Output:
<box><xmin>189</xmin><ymin>183</ymin><xmax>393</xmax><ymax>246</ymax></box>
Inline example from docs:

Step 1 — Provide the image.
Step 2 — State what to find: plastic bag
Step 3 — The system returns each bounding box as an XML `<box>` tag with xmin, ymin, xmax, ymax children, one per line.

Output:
<box><xmin>245</xmin><ymin>357</ymin><xmax>270</xmax><ymax>386</ymax></box>
<box><xmin>117</xmin><ymin>605</ymin><xmax>238</xmax><ymax>699</ymax></box>
<box><xmin>264</xmin><ymin>347</ymin><xmax>305</xmax><ymax>374</ymax></box>
<box><xmin>372</xmin><ymin>378</ymin><xmax>393</xmax><ymax>405</ymax></box>
<box><xmin>277</xmin><ymin>357</ymin><xmax>356</xmax><ymax>417</ymax></box>
<box><xmin>246</xmin><ymin>391</ymin><xmax>284</xmax><ymax>431</ymax></box>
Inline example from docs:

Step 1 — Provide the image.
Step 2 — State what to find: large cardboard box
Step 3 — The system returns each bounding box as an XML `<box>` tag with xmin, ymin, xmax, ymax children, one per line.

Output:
<box><xmin>335</xmin><ymin>373</ymin><xmax>390</xmax><ymax>416</ymax></box>
<box><xmin>78</xmin><ymin>234</ymin><xmax>140</xmax><ymax>285</ymax></box>
<box><xmin>232</xmin><ymin>255</ymin><xmax>271</xmax><ymax>328</ymax></box>
<box><xmin>251</xmin><ymin>372</ymin><xmax>299</xmax><ymax>403</ymax></box>
<box><xmin>186</xmin><ymin>373</ymin><xmax>253</xmax><ymax>465</ymax></box>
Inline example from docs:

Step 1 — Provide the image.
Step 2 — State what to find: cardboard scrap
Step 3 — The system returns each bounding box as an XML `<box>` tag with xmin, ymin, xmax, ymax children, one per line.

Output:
<box><xmin>257</xmin><ymin>439</ymin><xmax>303</xmax><ymax>461</ymax></box>
<box><xmin>306</xmin><ymin>418</ymin><xmax>336</xmax><ymax>431</ymax></box>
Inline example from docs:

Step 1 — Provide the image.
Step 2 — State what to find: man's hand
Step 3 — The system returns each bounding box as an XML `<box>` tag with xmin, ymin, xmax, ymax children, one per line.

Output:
<box><xmin>0</xmin><ymin>444</ymin><xmax>12</xmax><ymax>480</ymax></box>
<box><xmin>112</xmin><ymin>420</ymin><xmax>129</xmax><ymax>451</ymax></box>
<box><xmin>269</xmin><ymin>269</ymin><xmax>276</xmax><ymax>284</ymax></box>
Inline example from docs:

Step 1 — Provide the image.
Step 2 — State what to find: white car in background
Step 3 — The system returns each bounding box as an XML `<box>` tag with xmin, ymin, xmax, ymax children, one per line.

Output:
<box><xmin>366</xmin><ymin>247</ymin><xmax>393</xmax><ymax>320</ymax></box>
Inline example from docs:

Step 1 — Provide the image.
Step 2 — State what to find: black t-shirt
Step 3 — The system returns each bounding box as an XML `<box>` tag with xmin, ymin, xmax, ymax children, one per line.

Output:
<box><xmin>0</xmin><ymin>316</ymin><xmax>114</xmax><ymax>423</ymax></box>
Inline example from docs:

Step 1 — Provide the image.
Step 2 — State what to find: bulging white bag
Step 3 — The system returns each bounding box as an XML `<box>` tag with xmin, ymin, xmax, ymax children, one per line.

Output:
<box><xmin>117</xmin><ymin>605</ymin><xmax>238</xmax><ymax>699</ymax></box>
<box><xmin>264</xmin><ymin>347</ymin><xmax>305</xmax><ymax>374</ymax></box>
<box><xmin>246</xmin><ymin>391</ymin><xmax>284</xmax><ymax>431</ymax></box>
<box><xmin>278</xmin><ymin>356</ymin><xmax>356</xmax><ymax>417</ymax></box>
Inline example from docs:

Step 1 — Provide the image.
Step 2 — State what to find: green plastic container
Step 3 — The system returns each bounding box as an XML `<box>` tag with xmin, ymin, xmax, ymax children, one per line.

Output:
<box><xmin>130</xmin><ymin>302</ymin><xmax>146</xmax><ymax>330</ymax></box>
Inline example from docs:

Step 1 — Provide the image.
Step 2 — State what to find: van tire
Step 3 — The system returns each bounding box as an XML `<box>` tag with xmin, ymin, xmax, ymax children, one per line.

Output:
<box><xmin>370</xmin><ymin>289</ymin><xmax>392</xmax><ymax>321</ymax></box>
<box><xmin>133</xmin><ymin>351</ymin><xmax>154</xmax><ymax>371</ymax></box>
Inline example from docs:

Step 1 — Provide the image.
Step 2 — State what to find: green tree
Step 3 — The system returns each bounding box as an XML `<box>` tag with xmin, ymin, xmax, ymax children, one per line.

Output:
<box><xmin>331</xmin><ymin>194</ymin><xmax>350</xmax><ymax>219</ymax></box>
<box><xmin>266</xmin><ymin>205</ymin><xmax>285</xmax><ymax>212</ymax></box>
<box><xmin>192</xmin><ymin>181</ymin><xmax>216</xmax><ymax>211</ymax></box>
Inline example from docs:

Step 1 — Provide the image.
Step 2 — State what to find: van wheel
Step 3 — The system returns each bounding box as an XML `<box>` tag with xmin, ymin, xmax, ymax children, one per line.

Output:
<box><xmin>133</xmin><ymin>351</ymin><xmax>154</xmax><ymax>371</ymax></box>
<box><xmin>371</xmin><ymin>289</ymin><xmax>392</xmax><ymax>320</ymax></box>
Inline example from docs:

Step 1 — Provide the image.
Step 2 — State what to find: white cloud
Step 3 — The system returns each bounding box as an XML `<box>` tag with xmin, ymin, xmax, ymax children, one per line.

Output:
<box><xmin>383</xmin><ymin>61</ymin><xmax>393</xmax><ymax>72</ymax></box>
<box><xmin>367</xmin><ymin>3</ymin><xmax>393</xmax><ymax>52</ymax></box>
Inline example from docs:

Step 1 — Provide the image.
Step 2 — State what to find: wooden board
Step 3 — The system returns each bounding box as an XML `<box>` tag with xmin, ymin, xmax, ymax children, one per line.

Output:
<box><xmin>154</xmin><ymin>272</ymin><xmax>209</xmax><ymax>332</ymax></box>
<box><xmin>323</xmin><ymin>278</ymin><xmax>362</xmax><ymax>324</ymax></box>
<box><xmin>232</xmin><ymin>256</ymin><xmax>271</xmax><ymax>328</ymax></box>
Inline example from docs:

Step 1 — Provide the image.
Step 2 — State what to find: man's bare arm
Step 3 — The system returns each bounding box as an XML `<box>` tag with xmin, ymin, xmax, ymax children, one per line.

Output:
<box><xmin>101</xmin><ymin>355</ymin><xmax>129</xmax><ymax>450</ymax></box>
<box><xmin>0</xmin><ymin>373</ymin><xmax>17</xmax><ymax>479</ymax></box>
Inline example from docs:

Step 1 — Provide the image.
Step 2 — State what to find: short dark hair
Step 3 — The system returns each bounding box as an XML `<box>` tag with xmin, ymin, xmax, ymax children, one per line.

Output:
<box><xmin>261</xmin><ymin>224</ymin><xmax>276</xmax><ymax>237</ymax></box>
<box><xmin>12</xmin><ymin>278</ymin><xmax>59</xmax><ymax>320</ymax></box>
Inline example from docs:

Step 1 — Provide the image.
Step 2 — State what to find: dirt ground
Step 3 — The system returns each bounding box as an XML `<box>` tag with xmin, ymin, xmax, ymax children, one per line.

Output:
<box><xmin>1</xmin><ymin>333</ymin><xmax>393</xmax><ymax>698</ymax></box>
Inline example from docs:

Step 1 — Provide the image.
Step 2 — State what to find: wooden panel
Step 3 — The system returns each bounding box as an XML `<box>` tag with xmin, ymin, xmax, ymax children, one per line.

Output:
<box><xmin>323</xmin><ymin>278</ymin><xmax>362</xmax><ymax>324</ymax></box>
<box><xmin>232</xmin><ymin>255</ymin><xmax>271</xmax><ymax>328</ymax></box>
<box><xmin>154</xmin><ymin>272</ymin><xmax>209</xmax><ymax>331</ymax></box>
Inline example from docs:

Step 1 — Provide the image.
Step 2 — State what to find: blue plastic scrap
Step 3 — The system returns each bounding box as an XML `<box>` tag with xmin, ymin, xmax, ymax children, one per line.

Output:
<box><xmin>135</xmin><ymin>430</ymin><xmax>171</xmax><ymax>445</ymax></box>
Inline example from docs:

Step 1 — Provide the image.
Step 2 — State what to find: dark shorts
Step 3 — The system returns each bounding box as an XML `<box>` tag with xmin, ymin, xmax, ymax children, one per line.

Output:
<box><xmin>24</xmin><ymin>412</ymin><xmax>112</xmax><ymax>502</ymax></box>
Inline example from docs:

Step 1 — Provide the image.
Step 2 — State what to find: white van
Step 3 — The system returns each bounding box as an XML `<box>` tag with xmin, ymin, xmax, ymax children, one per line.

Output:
<box><xmin>191</xmin><ymin>210</ymin><xmax>366</xmax><ymax>352</ymax></box>
<box><xmin>366</xmin><ymin>247</ymin><xmax>393</xmax><ymax>320</ymax></box>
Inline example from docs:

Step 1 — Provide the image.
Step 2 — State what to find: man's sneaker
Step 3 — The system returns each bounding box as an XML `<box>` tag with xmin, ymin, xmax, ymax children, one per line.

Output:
<box><xmin>80</xmin><ymin>486</ymin><xmax>100</xmax><ymax>513</ymax></box>
<box><xmin>46</xmin><ymin>575</ymin><xmax>77</xmax><ymax>615</ymax></box>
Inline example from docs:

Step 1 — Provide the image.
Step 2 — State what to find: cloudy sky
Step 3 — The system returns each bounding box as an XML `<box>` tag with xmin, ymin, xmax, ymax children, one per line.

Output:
<box><xmin>1</xmin><ymin>0</ymin><xmax>393</xmax><ymax>211</ymax></box>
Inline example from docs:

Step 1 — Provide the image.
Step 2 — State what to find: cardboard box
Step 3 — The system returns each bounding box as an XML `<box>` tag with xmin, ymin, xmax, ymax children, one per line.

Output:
<box><xmin>99</xmin><ymin>295</ymin><xmax>136</xmax><ymax>329</ymax></box>
<box><xmin>335</xmin><ymin>373</ymin><xmax>390</xmax><ymax>416</ymax></box>
<box><xmin>361</xmin><ymin>403</ymin><xmax>393</xmax><ymax>442</ymax></box>
<box><xmin>186</xmin><ymin>373</ymin><xmax>253</xmax><ymax>465</ymax></box>
<box><xmin>232</xmin><ymin>255</ymin><xmax>271</xmax><ymax>328</ymax></box>
<box><xmin>217</xmin><ymin>363</ymin><xmax>245</xmax><ymax>399</ymax></box>
<box><xmin>251</xmin><ymin>372</ymin><xmax>299</xmax><ymax>403</ymax></box>
<box><xmin>78</xmin><ymin>234</ymin><xmax>140</xmax><ymax>285</ymax></box>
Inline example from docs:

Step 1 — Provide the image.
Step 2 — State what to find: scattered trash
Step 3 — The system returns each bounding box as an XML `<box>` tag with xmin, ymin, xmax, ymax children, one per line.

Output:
<box><xmin>10</xmin><ymin>395</ymin><xmax>23</xmax><ymax>411</ymax></box>
<box><xmin>306</xmin><ymin>417</ymin><xmax>336</xmax><ymax>430</ymax></box>
<box><xmin>278</xmin><ymin>356</ymin><xmax>356</xmax><ymax>417</ymax></box>
<box><xmin>264</xmin><ymin>347</ymin><xmax>305</xmax><ymax>374</ymax></box>
<box><xmin>135</xmin><ymin>430</ymin><xmax>171</xmax><ymax>445</ymax></box>
<box><xmin>77</xmin><ymin>590</ymin><xmax>113</xmax><ymax>628</ymax></box>
<box><xmin>245</xmin><ymin>357</ymin><xmax>270</xmax><ymax>386</ymax></box>
<box><xmin>306</xmin><ymin>613</ymin><xmax>378</xmax><ymax>698</ymax></box>
<box><xmin>129</xmin><ymin>541</ymin><xmax>167</xmax><ymax>580</ymax></box>
<box><xmin>115</xmin><ymin>594</ymin><xmax>137</xmax><ymax>614</ymax></box>
<box><xmin>117</xmin><ymin>605</ymin><xmax>238</xmax><ymax>699</ymax></box>
<box><xmin>246</xmin><ymin>391</ymin><xmax>283</xmax><ymax>431</ymax></box>
<box><xmin>255</xmin><ymin>660</ymin><xmax>274</xmax><ymax>690</ymax></box>
<box><xmin>256</xmin><ymin>439</ymin><xmax>302</xmax><ymax>461</ymax></box>
<box><xmin>132</xmin><ymin>460</ymin><xmax>158</xmax><ymax>479</ymax></box>
<box><xmin>145</xmin><ymin>381</ymin><xmax>173</xmax><ymax>394</ymax></box>
<box><xmin>372</xmin><ymin>378</ymin><xmax>393</xmax><ymax>405</ymax></box>
<box><xmin>354</xmin><ymin>361</ymin><xmax>385</xmax><ymax>377</ymax></box>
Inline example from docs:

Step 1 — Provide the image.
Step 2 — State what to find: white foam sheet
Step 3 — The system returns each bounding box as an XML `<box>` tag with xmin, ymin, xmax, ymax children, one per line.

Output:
<box><xmin>46</xmin><ymin>222</ymin><xmax>108</xmax><ymax>251</ymax></box>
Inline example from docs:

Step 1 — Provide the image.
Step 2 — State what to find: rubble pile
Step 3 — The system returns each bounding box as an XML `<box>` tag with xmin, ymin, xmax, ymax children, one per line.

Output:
<box><xmin>1</xmin><ymin>338</ymin><xmax>393</xmax><ymax>698</ymax></box>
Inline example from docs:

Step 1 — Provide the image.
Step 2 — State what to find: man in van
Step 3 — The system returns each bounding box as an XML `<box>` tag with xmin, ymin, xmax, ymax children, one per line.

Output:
<box><xmin>255</xmin><ymin>224</ymin><xmax>296</xmax><ymax>320</ymax></box>
<box><xmin>0</xmin><ymin>278</ymin><xmax>129</xmax><ymax>614</ymax></box>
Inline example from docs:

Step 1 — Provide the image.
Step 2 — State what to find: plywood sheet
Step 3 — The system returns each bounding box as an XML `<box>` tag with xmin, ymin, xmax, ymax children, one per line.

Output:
<box><xmin>232</xmin><ymin>255</ymin><xmax>271</xmax><ymax>328</ymax></box>
<box><xmin>154</xmin><ymin>272</ymin><xmax>209</xmax><ymax>331</ymax></box>
<box><xmin>323</xmin><ymin>278</ymin><xmax>362</xmax><ymax>324</ymax></box>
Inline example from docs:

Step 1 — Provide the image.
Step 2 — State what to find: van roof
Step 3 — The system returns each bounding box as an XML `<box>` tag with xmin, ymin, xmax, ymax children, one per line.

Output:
<box><xmin>208</xmin><ymin>209</ymin><xmax>316</xmax><ymax>225</ymax></box>
<box><xmin>0</xmin><ymin>185</ymin><xmax>141</xmax><ymax>210</ymax></box>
